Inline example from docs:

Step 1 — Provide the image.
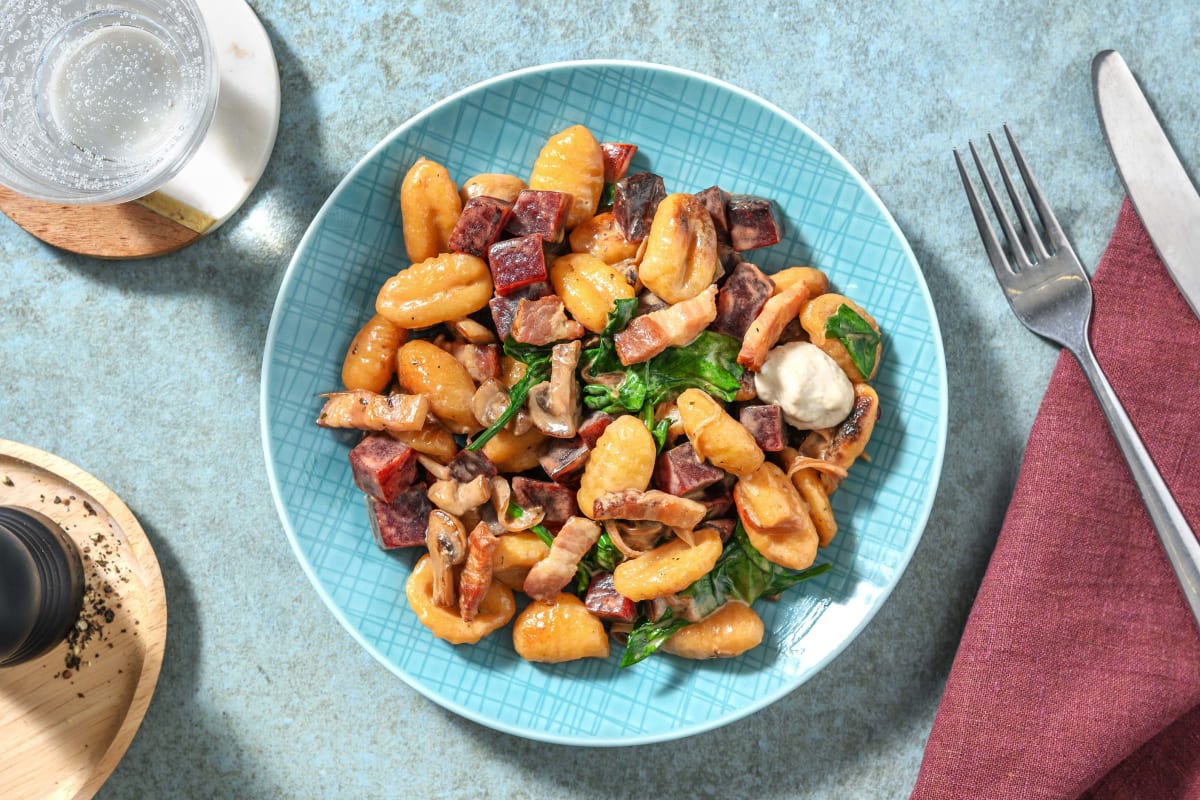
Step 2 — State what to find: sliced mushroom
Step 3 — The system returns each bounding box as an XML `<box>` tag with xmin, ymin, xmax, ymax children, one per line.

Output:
<box><xmin>449</xmin><ymin>317</ymin><xmax>496</xmax><ymax>344</ymax></box>
<box><xmin>427</xmin><ymin>474</ymin><xmax>492</xmax><ymax>517</ymax></box>
<box><xmin>471</xmin><ymin>378</ymin><xmax>512</xmax><ymax>429</ymax></box>
<box><xmin>603</xmin><ymin>519</ymin><xmax>664</xmax><ymax>560</ymax></box>
<box><xmin>425</xmin><ymin>510</ymin><xmax>467</xmax><ymax>608</ymax></box>
<box><xmin>490</xmin><ymin>476</ymin><xmax>546</xmax><ymax>532</ymax></box>
<box><xmin>527</xmin><ymin>340</ymin><xmax>582</xmax><ymax>438</ymax></box>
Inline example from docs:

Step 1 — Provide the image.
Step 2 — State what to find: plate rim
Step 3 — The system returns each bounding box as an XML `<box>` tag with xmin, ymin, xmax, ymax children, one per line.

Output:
<box><xmin>259</xmin><ymin>59</ymin><xmax>949</xmax><ymax>746</ymax></box>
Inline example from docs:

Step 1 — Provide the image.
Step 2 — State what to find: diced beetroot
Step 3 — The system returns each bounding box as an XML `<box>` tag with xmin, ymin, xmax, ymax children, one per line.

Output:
<box><xmin>653</xmin><ymin>441</ymin><xmax>725</xmax><ymax>496</ymax></box>
<box><xmin>600</xmin><ymin>142</ymin><xmax>638</xmax><ymax>183</ymax></box>
<box><xmin>694</xmin><ymin>185</ymin><xmax>730</xmax><ymax>240</ymax></box>
<box><xmin>698</xmin><ymin>487</ymin><xmax>734</xmax><ymax>520</ymax></box>
<box><xmin>447</xmin><ymin>196</ymin><xmax>512</xmax><ymax>258</ymax></box>
<box><xmin>584</xmin><ymin>572</ymin><xmax>636</xmax><ymax>622</ymax></box>
<box><xmin>703</xmin><ymin>518</ymin><xmax>736</xmax><ymax>542</ymax></box>
<box><xmin>712</xmin><ymin>261</ymin><xmax>775</xmax><ymax>339</ymax></box>
<box><xmin>488</xmin><ymin>281</ymin><xmax>551</xmax><ymax>339</ymax></box>
<box><xmin>367</xmin><ymin>483</ymin><xmax>431</xmax><ymax>550</ymax></box>
<box><xmin>512</xmin><ymin>476</ymin><xmax>576</xmax><ymax>525</ymax></box>
<box><xmin>447</xmin><ymin>449</ymin><xmax>498</xmax><ymax>482</ymax></box>
<box><xmin>739</xmin><ymin>405</ymin><xmax>786</xmax><ymax>452</ymax></box>
<box><xmin>348</xmin><ymin>434</ymin><xmax>418</xmax><ymax>503</ymax></box>
<box><xmin>488</xmin><ymin>234</ymin><xmax>548</xmax><ymax>296</ymax></box>
<box><xmin>728</xmin><ymin>194</ymin><xmax>782</xmax><ymax>251</ymax></box>
<box><xmin>537</xmin><ymin>436</ymin><xmax>591</xmax><ymax>484</ymax></box>
<box><xmin>577</xmin><ymin>412</ymin><xmax>614</xmax><ymax>449</ymax></box>
<box><xmin>613</xmin><ymin>172</ymin><xmax>666</xmax><ymax>242</ymax></box>
<box><xmin>506</xmin><ymin>190</ymin><xmax>571</xmax><ymax>243</ymax></box>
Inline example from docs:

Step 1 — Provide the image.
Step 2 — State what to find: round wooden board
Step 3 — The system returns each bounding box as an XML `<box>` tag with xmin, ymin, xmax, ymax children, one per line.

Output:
<box><xmin>0</xmin><ymin>441</ymin><xmax>167</xmax><ymax>800</ymax></box>
<box><xmin>0</xmin><ymin>186</ymin><xmax>200</xmax><ymax>260</ymax></box>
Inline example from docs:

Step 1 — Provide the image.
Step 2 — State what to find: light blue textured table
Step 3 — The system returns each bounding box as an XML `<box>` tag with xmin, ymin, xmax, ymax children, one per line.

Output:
<box><xmin>4</xmin><ymin>2</ymin><xmax>1198</xmax><ymax>797</ymax></box>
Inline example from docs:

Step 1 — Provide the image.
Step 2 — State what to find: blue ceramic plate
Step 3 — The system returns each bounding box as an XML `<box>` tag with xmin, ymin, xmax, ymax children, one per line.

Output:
<box><xmin>261</xmin><ymin>61</ymin><xmax>947</xmax><ymax>745</ymax></box>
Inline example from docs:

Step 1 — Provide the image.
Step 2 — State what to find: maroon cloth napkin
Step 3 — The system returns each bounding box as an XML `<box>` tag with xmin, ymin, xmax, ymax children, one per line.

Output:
<box><xmin>912</xmin><ymin>199</ymin><xmax>1200</xmax><ymax>800</ymax></box>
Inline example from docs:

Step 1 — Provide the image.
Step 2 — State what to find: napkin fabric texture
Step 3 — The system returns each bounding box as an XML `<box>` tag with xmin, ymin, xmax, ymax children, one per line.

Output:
<box><xmin>912</xmin><ymin>199</ymin><xmax>1200</xmax><ymax>800</ymax></box>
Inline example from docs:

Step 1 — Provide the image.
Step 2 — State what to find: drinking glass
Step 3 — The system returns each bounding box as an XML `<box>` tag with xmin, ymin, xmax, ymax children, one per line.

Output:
<box><xmin>0</xmin><ymin>0</ymin><xmax>219</xmax><ymax>205</ymax></box>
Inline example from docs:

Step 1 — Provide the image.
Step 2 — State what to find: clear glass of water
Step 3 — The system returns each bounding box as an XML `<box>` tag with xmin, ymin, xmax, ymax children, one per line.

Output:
<box><xmin>0</xmin><ymin>0</ymin><xmax>219</xmax><ymax>205</ymax></box>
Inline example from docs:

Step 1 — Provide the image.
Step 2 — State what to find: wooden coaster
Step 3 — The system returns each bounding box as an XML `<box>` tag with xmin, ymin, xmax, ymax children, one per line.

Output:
<box><xmin>0</xmin><ymin>0</ymin><xmax>279</xmax><ymax>260</ymax></box>
<box><xmin>0</xmin><ymin>441</ymin><xmax>167</xmax><ymax>800</ymax></box>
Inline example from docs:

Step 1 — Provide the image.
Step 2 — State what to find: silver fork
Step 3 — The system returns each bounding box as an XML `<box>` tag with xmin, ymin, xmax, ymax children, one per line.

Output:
<box><xmin>955</xmin><ymin>125</ymin><xmax>1200</xmax><ymax>628</ymax></box>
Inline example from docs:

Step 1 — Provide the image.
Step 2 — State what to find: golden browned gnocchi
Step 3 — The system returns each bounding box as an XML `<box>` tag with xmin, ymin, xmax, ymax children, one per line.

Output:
<box><xmin>611</xmin><ymin>526</ymin><xmax>722</xmax><ymax>601</ymax></box>
<box><xmin>400</xmin><ymin>157</ymin><xmax>462</xmax><ymax>263</ymax></box>
<box><xmin>396</xmin><ymin>339</ymin><xmax>481</xmax><ymax>435</ymax></box>
<box><xmin>637</xmin><ymin>193</ymin><xmax>718</xmax><ymax>303</ymax></box>
<box><xmin>568</xmin><ymin>212</ymin><xmax>641</xmax><ymax>264</ymax></box>
<box><xmin>341</xmin><ymin>313</ymin><xmax>406</xmax><ymax>393</ymax></box>
<box><xmin>376</xmin><ymin>252</ymin><xmax>494</xmax><ymax>330</ymax></box>
<box><xmin>676</xmin><ymin>388</ymin><xmax>764</xmax><ymax>477</ymax></box>
<box><xmin>549</xmin><ymin>252</ymin><xmax>636</xmax><ymax>333</ymax></box>
<box><xmin>800</xmin><ymin>293</ymin><xmax>882</xmax><ymax>382</ymax></box>
<box><xmin>405</xmin><ymin>555</ymin><xmax>515</xmax><ymax>645</ymax></box>
<box><xmin>459</xmin><ymin>172</ymin><xmax>527</xmax><ymax>204</ymax></box>
<box><xmin>529</xmin><ymin>124</ymin><xmax>604</xmax><ymax>231</ymax></box>
<box><xmin>577</xmin><ymin>414</ymin><xmax>656</xmax><ymax>517</ymax></box>
<box><xmin>662</xmin><ymin>601</ymin><xmax>764</xmax><ymax>659</ymax></box>
<box><xmin>511</xmin><ymin>593</ymin><xmax>610</xmax><ymax>662</ymax></box>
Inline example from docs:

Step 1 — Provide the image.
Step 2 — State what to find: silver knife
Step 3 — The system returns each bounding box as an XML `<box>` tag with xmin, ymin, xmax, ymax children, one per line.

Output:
<box><xmin>1093</xmin><ymin>49</ymin><xmax>1200</xmax><ymax>320</ymax></box>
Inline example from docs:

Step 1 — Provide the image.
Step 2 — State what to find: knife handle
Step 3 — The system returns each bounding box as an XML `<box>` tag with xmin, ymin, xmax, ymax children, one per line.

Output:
<box><xmin>1073</xmin><ymin>340</ymin><xmax>1200</xmax><ymax>627</ymax></box>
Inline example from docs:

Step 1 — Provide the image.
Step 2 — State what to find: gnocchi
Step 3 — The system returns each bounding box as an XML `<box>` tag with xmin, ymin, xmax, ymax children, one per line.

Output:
<box><xmin>405</xmin><ymin>554</ymin><xmax>515</xmax><ymax>645</ymax></box>
<box><xmin>341</xmin><ymin>313</ymin><xmax>405</xmax><ymax>393</ymax></box>
<box><xmin>611</xmin><ymin>526</ymin><xmax>722</xmax><ymax>601</ymax></box>
<box><xmin>400</xmin><ymin>157</ymin><xmax>462</xmax><ymax>263</ymax></box>
<box><xmin>396</xmin><ymin>339</ymin><xmax>481</xmax><ymax>435</ymax></box>
<box><xmin>529</xmin><ymin>124</ymin><xmax>604</xmax><ymax>231</ymax></box>
<box><xmin>549</xmin><ymin>252</ymin><xmax>636</xmax><ymax>333</ymax></box>
<box><xmin>511</xmin><ymin>593</ymin><xmax>610</xmax><ymax>662</ymax></box>
<box><xmin>376</xmin><ymin>252</ymin><xmax>494</xmax><ymax>330</ymax></box>
<box><xmin>676</xmin><ymin>388</ymin><xmax>764</xmax><ymax>477</ymax></box>
<box><xmin>662</xmin><ymin>601</ymin><xmax>764</xmax><ymax>659</ymax></box>
<box><xmin>577</xmin><ymin>414</ymin><xmax>656</xmax><ymax>518</ymax></box>
<box><xmin>637</xmin><ymin>193</ymin><xmax>718</xmax><ymax>303</ymax></box>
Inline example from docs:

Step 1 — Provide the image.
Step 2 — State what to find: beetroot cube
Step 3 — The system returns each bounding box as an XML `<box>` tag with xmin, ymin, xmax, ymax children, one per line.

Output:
<box><xmin>698</xmin><ymin>488</ymin><xmax>733</xmax><ymax>521</ymax></box>
<box><xmin>585</xmin><ymin>572</ymin><xmax>636</xmax><ymax>622</ymax></box>
<box><xmin>512</xmin><ymin>476</ymin><xmax>576</xmax><ymax>525</ymax></box>
<box><xmin>613</xmin><ymin>172</ymin><xmax>666</xmax><ymax>242</ymax></box>
<box><xmin>538</xmin><ymin>436</ymin><xmax>591</xmax><ymax>484</ymax></box>
<box><xmin>739</xmin><ymin>405</ymin><xmax>786</xmax><ymax>452</ymax></box>
<box><xmin>728</xmin><ymin>194</ymin><xmax>782</xmax><ymax>251</ymax></box>
<box><xmin>577</xmin><ymin>412</ymin><xmax>614</xmax><ymax>449</ymax></box>
<box><xmin>488</xmin><ymin>234</ymin><xmax>548</xmax><ymax>296</ymax></box>
<box><xmin>348</xmin><ymin>434</ymin><xmax>418</xmax><ymax>503</ymax></box>
<box><xmin>367</xmin><ymin>483</ymin><xmax>431</xmax><ymax>550</ymax></box>
<box><xmin>506</xmin><ymin>190</ymin><xmax>571</xmax><ymax>243</ymax></box>
<box><xmin>448</xmin><ymin>196</ymin><xmax>512</xmax><ymax>258</ymax></box>
<box><xmin>702</xmin><ymin>518</ymin><xmax>736</xmax><ymax>542</ymax></box>
<box><xmin>600</xmin><ymin>142</ymin><xmax>638</xmax><ymax>183</ymax></box>
<box><xmin>694</xmin><ymin>185</ymin><xmax>730</xmax><ymax>240</ymax></box>
<box><xmin>653</xmin><ymin>441</ymin><xmax>725</xmax><ymax>496</ymax></box>
<box><xmin>712</xmin><ymin>261</ymin><xmax>774</xmax><ymax>339</ymax></box>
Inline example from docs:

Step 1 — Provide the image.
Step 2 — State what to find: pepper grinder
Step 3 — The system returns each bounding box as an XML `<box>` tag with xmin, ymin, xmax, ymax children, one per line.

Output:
<box><xmin>0</xmin><ymin>506</ymin><xmax>84</xmax><ymax>667</ymax></box>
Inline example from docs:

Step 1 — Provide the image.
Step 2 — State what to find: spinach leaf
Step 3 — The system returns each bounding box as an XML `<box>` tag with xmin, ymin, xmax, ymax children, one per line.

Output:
<box><xmin>824</xmin><ymin>303</ymin><xmax>880</xmax><ymax>379</ymax></box>
<box><xmin>581</xmin><ymin>297</ymin><xmax>638</xmax><ymax>377</ymax></box>
<box><xmin>467</xmin><ymin>339</ymin><xmax>553</xmax><ymax>451</ymax></box>
<box><xmin>619</xmin><ymin>609</ymin><xmax>691</xmax><ymax>668</ymax></box>
<box><xmin>620</xmin><ymin>524</ymin><xmax>832</xmax><ymax>668</ymax></box>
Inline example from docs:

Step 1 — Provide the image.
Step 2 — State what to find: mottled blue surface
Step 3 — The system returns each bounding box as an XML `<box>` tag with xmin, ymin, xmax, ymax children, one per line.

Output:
<box><xmin>3</xmin><ymin>1</ymin><xmax>1199</xmax><ymax>797</ymax></box>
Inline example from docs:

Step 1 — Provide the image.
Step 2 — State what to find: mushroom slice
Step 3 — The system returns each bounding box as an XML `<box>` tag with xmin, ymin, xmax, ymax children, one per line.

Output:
<box><xmin>427</xmin><ymin>474</ymin><xmax>492</xmax><ymax>517</ymax></box>
<box><xmin>471</xmin><ymin>378</ymin><xmax>512</xmax><ymax>429</ymax></box>
<box><xmin>527</xmin><ymin>340</ymin><xmax>582</xmax><ymax>438</ymax></box>
<box><xmin>449</xmin><ymin>317</ymin><xmax>496</xmax><ymax>344</ymax></box>
<box><xmin>425</xmin><ymin>510</ymin><xmax>467</xmax><ymax>608</ymax></box>
<box><xmin>490</xmin><ymin>476</ymin><xmax>546</xmax><ymax>532</ymax></box>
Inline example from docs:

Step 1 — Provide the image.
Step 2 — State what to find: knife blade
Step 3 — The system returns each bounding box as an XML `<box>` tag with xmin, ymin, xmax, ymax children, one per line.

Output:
<box><xmin>1093</xmin><ymin>49</ymin><xmax>1200</xmax><ymax>321</ymax></box>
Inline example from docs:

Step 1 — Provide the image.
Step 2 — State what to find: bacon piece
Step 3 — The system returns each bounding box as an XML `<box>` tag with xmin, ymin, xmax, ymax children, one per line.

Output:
<box><xmin>653</xmin><ymin>441</ymin><xmax>724</xmax><ymax>496</ymax></box>
<box><xmin>317</xmin><ymin>390</ymin><xmax>429</xmax><ymax>434</ymax></box>
<box><xmin>512</xmin><ymin>476</ymin><xmax>576</xmax><ymax>525</ymax></box>
<box><xmin>506</xmin><ymin>190</ymin><xmax>571</xmax><ymax>243</ymax></box>
<box><xmin>728</xmin><ymin>194</ymin><xmax>782</xmax><ymax>251</ymax></box>
<box><xmin>523</xmin><ymin>516</ymin><xmax>601</xmax><ymax>600</ymax></box>
<box><xmin>737</xmin><ymin>284</ymin><xmax>810</xmax><ymax>371</ymax></box>
<box><xmin>613</xmin><ymin>172</ymin><xmax>666</xmax><ymax>242</ymax></box>
<box><xmin>488</xmin><ymin>233</ymin><xmax>548</xmax><ymax>295</ymax></box>
<box><xmin>348</xmin><ymin>434</ymin><xmax>419</xmax><ymax>503</ymax></box>
<box><xmin>443</xmin><ymin>341</ymin><xmax>499</xmax><ymax>384</ymax></box>
<box><xmin>448</xmin><ymin>196</ymin><xmax>512</xmax><ymax>258</ymax></box>
<box><xmin>712</xmin><ymin>261</ymin><xmax>774</xmax><ymax>339</ymax></box>
<box><xmin>458</xmin><ymin>523</ymin><xmax>499</xmax><ymax>623</ymax></box>
<box><xmin>488</xmin><ymin>280</ymin><xmax>552</xmax><ymax>339</ymax></box>
<box><xmin>584</xmin><ymin>572</ymin><xmax>637</xmax><ymax>622</ymax></box>
<box><xmin>511</xmin><ymin>295</ymin><xmax>585</xmax><ymax>346</ymax></box>
<box><xmin>600</xmin><ymin>142</ymin><xmax>638</xmax><ymax>183</ymax></box>
<box><xmin>739</xmin><ymin>405</ymin><xmax>786</xmax><ymax>452</ymax></box>
<box><xmin>367</xmin><ymin>484</ymin><xmax>431</xmax><ymax>549</ymax></box>
<box><xmin>614</xmin><ymin>284</ymin><xmax>718</xmax><ymax>366</ymax></box>
<box><xmin>590</xmin><ymin>489</ymin><xmax>708</xmax><ymax>530</ymax></box>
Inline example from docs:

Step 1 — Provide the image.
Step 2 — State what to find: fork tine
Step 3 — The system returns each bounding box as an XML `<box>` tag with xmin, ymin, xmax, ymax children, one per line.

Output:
<box><xmin>987</xmin><ymin>132</ymin><xmax>1051</xmax><ymax>264</ymax></box>
<box><xmin>967</xmin><ymin>139</ymin><xmax>1033</xmax><ymax>271</ymax></box>
<box><xmin>1003</xmin><ymin>125</ymin><xmax>1071</xmax><ymax>253</ymax></box>
<box><xmin>954</xmin><ymin>147</ymin><xmax>1014</xmax><ymax>278</ymax></box>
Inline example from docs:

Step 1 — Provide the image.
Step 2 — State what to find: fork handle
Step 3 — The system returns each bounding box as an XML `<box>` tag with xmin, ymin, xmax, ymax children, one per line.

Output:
<box><xmin>1073</xmin><ymin>340</ymin><xmax>1200</xmax><ymax>628</ymax></box>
